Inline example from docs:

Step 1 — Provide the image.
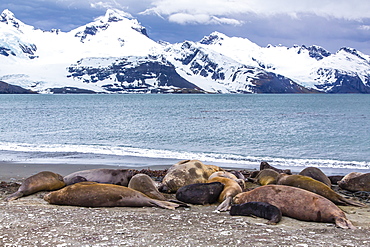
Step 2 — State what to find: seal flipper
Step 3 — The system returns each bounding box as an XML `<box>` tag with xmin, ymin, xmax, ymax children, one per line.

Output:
<box><xmin>337</xmin><ymin>196</ymin><xmax>365</xmax><ymax>207</ymax></box>
<box><xmin>168</xmin><ymin>199</ymin><xmax>190</xmax><ymax>208</ymax></box>
<box><xmin>216</xmin><ymin>196</ymin><xmax>232</xmax><ymax>212</ymax></box>
<box><xmin>335</xmin><ymin>217</ymin><xmax>356</xmax><ymax>229</ymax></box>
<box><xmin>4</xmin><ymin>191</ymin><xmax>24</xmax><ymax>202</ymax></box>
<box><xmin>149</xmin><ymin>199</ymin><xmax>180</xmax><ymax>210</ymax></box>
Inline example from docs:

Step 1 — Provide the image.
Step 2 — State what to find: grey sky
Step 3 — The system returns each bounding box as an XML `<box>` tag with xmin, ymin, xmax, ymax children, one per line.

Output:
<box><xmin>1</xmin><ymin>0</ymin><xmax>370</xmax><ymax>54</ymax></box>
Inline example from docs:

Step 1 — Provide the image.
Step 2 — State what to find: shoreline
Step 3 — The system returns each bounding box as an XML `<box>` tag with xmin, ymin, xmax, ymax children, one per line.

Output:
<box><xmin>1</xmin><ymin>159</ymin><xmax>369</xmax><ymax>183</ymax></box>
<box><xmin>1</xmin><ymin>161</ymin><xmax>369</xmax><ymax>246</ymax></box>
<box><xmin>0</xmin><ymin>161</ymin><xmax>175</xmax><ymax>182</ymax></box>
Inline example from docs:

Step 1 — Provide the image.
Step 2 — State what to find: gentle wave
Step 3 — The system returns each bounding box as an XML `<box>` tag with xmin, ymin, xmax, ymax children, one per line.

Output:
<box><xmin>0</xmin><ymin>142</ymin><xmax>369</xmax><ymax>170</ymax></box>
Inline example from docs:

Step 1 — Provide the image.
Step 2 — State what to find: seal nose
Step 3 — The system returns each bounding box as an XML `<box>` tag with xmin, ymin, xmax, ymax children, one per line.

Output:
<box><xmin>43</xmin><ymin>193</ymin><xmax>51</xmax><ymax>202</ymax></box>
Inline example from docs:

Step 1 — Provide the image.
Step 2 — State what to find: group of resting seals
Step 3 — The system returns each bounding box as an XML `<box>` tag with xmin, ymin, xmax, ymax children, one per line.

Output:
<box><xmin>4</xmin><ymin>159</ymin><xmax>369</xmax><ymax>230</ymax></box>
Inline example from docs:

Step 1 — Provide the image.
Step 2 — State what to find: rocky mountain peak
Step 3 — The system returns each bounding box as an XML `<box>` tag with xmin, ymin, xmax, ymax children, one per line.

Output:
<box><xmin>339</xmin><ymin>47</ymin><xmax>368</xmax><ymax>61</ymax></box>
<box><xmin>0</xmin><ymin>9</ymin><xmax>21</xmax><ymax>28</ymax></box>
<box><xmin>299</xmin><ymin>45</ymin><xmax>331</xmax><ymax>60</ymax></box>
<box><xmin>97</xmin><ymin>9</ymin><xmax>134</xmax><ymax>23</ymax></box>
<box><xmin>199</xmin><ymin>31</ymin><xmax>226</xmax><ymax>45</ymax></box>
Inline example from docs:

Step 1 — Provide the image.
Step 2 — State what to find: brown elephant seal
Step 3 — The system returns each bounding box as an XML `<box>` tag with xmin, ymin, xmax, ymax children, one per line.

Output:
<box><xmin>63</xmin><ymin>168</ymin><xmax>135</xmax><ymax>186</ymax></box>
<box><xmin>175</xmin><ymin>182</ymin><xmax>224</xmax><ymax>205</ymax></box>
<box><xmin>233</xmin><ymin>185</ymin><xmax>356</xmax><ymax>229</ymax></box>
<box><xmin>260</xmin><ymin>162</ymin><xmax>291</xmax><ymax>175</ymax></box>
<box><xmin>276</xmin><ymin>174</ymin><xmax>364</xmax><ymax>207</ymax></box>
<box><xmin>249</xmin><ymin>169</ymin><xmax>279</xmax><ymax>185</ymax></box>
<box><xmin>5</xmin><ymin>171</ymin><xmax>65</xmax><ymax>202</ymax></box>
<box><xmin>207</xmin><ymin>176</ymin><xmax>242</xmax><ymax>211</ymax></box>
<box><xmin>299</xmin><ymin>167</ymin><xmax>331</xmax><ymax>187</ymax></box>
<box><xmin>44</xmin><ymin>182</ymin><xmax>180</xmax><ymax>210</ymax></box>
<box><xmin>159</xmin><ymin>160</ymin><xmax>223</xmax><ymax>193</ymax></box>
<box><xmin>230</xmin><ymin>202</ymin><xmax>282</xmax><ymax>224</ymax></box>
<box><xmin>338</xmin><ymin>172</ymin><xmax>370</xmax><ymax>192</ymax></box>
<box><xmin>128</xmin><ymin>173</ymin><xmax>166</xmax><ymax>201</ymax></box>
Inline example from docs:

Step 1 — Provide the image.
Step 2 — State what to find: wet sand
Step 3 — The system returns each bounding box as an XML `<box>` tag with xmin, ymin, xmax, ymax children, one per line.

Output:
<box><xmin>1</xmin><ymin>162</ymin><xmax>369</xmax><ymax>246</ymax></box>
<box><xmin>0</xmin><ymin>162</ymin><xmax>172</xmax><ymax>182</ymax></box>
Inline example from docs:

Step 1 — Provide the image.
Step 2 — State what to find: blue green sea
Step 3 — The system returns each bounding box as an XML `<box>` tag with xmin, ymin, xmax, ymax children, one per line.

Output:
<box><xmin>0</xmin><ymin>94</ymin><xmax>369</xmax><ymax>175</ymax></box>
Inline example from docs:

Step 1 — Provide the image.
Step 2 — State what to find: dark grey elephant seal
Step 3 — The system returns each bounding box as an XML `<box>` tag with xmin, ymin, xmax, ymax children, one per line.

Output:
<box><xmin>44</xmin><ymin>182</ymin><xmax>180</xmax><ymax>210</ymax></box>
<box><xmin>230</xmin><ymin>202</ymin><xmax>282</xmax><ymax>224</ymax></box>
<box><xmin>338</xmin><ymin>172</ymin><xmax>370</xmax><ymax>192</ymax></box>
<box><xmin>159</xmin><ymin>160</ymin><xmax>223</xmax><ymax>193</ymax></box>
<box><xmin>175</xmin><ymin>182</ymin><xmax>224</xmax><ymax>205</ymax></box>
<box><xmin>128</xmin><ymin>173</ymin><xmax>166</xmax><ymax>201</ymax></box>
<box><xmin>233</xmin><ymin>185</ymin><xmax>356</xmax><ymax>229</ymax></box>
<box><xmin>63</xmin><ymin>168</ymin><xmax>135</xmax><ymax>186</ymax></box>
<box><xmin>299</xmin><ymin>167</ymin><xmax>331</xmax><ymax>187</ymax></box>
<box><xmin>5</xmin><ymin>171</ymin><xmax>66</xmax><ymax>202</ymax></box>
<box><xmin>328</xmin><ymin>175</ymin><xmax>344</xmax><ymax>185</ymax></box>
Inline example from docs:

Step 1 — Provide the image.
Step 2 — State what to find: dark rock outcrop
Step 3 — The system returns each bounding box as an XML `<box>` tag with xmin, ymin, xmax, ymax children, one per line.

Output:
<box><xmin>0</xmin><ymin>81</ymin><xmax>37</xmax><ymax>94</ymax></box>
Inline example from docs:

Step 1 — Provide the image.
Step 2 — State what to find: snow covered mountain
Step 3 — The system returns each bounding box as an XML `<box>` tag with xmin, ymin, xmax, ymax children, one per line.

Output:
<box><xmin>1</xmin><ymin>9</ymin><xmax>370</xmax><ymax>93</ymax></box>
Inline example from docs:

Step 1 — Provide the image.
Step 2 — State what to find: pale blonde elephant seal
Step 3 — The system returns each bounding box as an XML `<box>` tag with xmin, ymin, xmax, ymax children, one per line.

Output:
<box><xmin>159</xmin><ymin>160</ymin><xmax>223</xmax><ymax>193</ymax></box>
<box><xmin>207</xmin><ymin>176</ymin><xmax>242</xmax><ymax>211</ymax></box>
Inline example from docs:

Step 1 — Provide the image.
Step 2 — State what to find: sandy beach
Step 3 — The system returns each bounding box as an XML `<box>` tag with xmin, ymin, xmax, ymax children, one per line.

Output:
<box><xmin>1</xmin><ymin>162</ymin><xmax>369</xmax><ymax>246</ymax></box>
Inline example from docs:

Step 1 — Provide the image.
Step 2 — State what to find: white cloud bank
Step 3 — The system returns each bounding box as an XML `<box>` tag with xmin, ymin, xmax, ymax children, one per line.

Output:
<box><xmin>140</xmin><ymin>0</ymin><xmax>370</xmax><ymax>25</ymax></box>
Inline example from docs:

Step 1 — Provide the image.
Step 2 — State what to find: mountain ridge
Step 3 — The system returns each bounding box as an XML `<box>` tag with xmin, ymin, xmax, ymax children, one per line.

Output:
<box><xmin>1</xmin><ymin>9</ymin><xmax>369</xmax><ymax>93</ymax></box>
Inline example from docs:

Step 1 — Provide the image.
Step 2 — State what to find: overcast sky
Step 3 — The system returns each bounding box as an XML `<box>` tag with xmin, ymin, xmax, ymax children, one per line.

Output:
<box><xmin>2</xmin><ymin>0</ymin><xmax>370</xmax><ymax>54</ymax></box>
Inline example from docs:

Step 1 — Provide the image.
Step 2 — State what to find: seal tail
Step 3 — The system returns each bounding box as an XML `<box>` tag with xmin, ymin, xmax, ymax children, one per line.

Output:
<box><xmin>337</xmin><ymin>196</ymin><xmax>365</xmax><ymax>207</ymax></box>
<box><xmin>4</xmin><ymin>191</ymin><xmax>23</xmax><ymax>202</ymax></box>
<box><xmin>149</xmin><ymin>199</ymin><xmax>180</xmax><ymax>210</ymax></box>
<box><xmin>216</xmin><ymin>196</ymin><xmax>233</xmax><ymax>212</ymax></box>
<box><xmin>335</xmin><ymin>217</ymin><xmax>356</xmax><ymax>229</ymax></box>
<box><xmin>168</xmin><ymin>199</ymin><xmax>190</xmax><ymax>208</ymax></box>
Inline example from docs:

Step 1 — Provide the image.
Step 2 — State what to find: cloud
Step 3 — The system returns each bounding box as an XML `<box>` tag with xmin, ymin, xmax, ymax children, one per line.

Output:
<box><xmin>167</xmin><ymin>13</ymin><xmax>243</xmax><ymax>25</ymax></box>
<box><xmin>90</xmin><ymin>1</ymin><xmax>123</xmax><ymax>10</ymax></box>
<box><xmin>359</xmin><ymin>25</ymin><xmax>370</xmax><ymax>31</ymax></box>
<box><xmin>141</xmin><ymin>0</ymin><xmax>370</xmax><ymax>25</ymax></box>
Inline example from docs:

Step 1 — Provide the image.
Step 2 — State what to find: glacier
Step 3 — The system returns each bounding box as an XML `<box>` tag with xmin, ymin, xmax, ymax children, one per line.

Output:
<box><xmin>1</xmin><ymin>8</ymin><xmax>370</xmax><ymax>94</ymax></box>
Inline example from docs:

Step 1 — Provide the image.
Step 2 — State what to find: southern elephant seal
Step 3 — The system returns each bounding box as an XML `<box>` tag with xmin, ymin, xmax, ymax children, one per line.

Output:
<box><xmin>128</xmin><ymin>173</ymin><xmax>166</xmax><ymax>201</ymax></box>
<box><xmin>44</xmin><ymin>182</ymin><xmax>180</xmax><ymax>210</ymax></box>
<box><xmin>63</xmin><ymin>168</ymin><xmax>135</xmax><ymax>186</ymax></box>
<box><xmin>226</xmin><ymin>170</ymin><xmax>246</xmax><ymax>180</ymax></box>
<box><xmin>276</xmin><ymin>174</ymin><xmax>364</xmax><ymax>207</ymax></box>
<box><xmin>338</xmin><ymin>172</ymin><xmax>370</xmax><ymax>192</ymax></box>
<box><xmin>233</xmin><ymin>185</ymin><xmax>356</xmax><ymax>229</ymax></box>
<box><xmin>209</xmin><ymin>171</ymin><xmax>245</xmax><ymax>189</ymax></box>
<box><xmin>260</xmin><ymin>162</ymin><xmax>291</xmax><ymax>175</ymax></box>
<box><xmin>207</xmin><ymin>176</ymin><xmax>242</xmax><ymax>211</ymax></box>
<box><xmin>230</xmin><ymin>202</ymin><xmax>282</xmax><ymax>224</ymax></box>
<box><xmin>299</xmin><ymin>167</ymin><xmax>331</xmax><ymax>187</ymax></box>
<box><xmin>175</xmin><ymin>182</ymin><xmax>224</xmax><ymax>205</ymax></box>
<box><xmin>5</xmin><ymin>171</ymin><xmax>65</xmax><ymax>202</ymax></box>
<box><xmin>208</xmin><ymin>171</ymin><xmax>238</xmax><ymax>180</ymax></box>
<box><xmin>249</xmin><ymin>169</ymin><xmax>279</xmax><ymax>186</ymax></box>
<box><xmin>159</xmin><ymin>160</ymin><xmax>223</xmax><ymax>193</ymax></box>
<box><xmin>328</xmin><ymin>175</ymin><xmax>344</xmax><ymax>185</ymax></box>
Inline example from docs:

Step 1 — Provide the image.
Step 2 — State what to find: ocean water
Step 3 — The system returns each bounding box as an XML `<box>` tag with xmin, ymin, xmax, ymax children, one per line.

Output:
<box><xmin>0</xmin><ymin>94</ymin><xmax>369</xmax><ymax>175</ymax></box>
